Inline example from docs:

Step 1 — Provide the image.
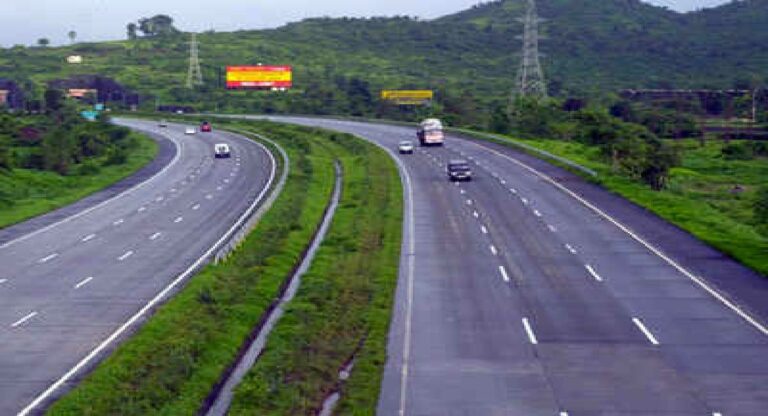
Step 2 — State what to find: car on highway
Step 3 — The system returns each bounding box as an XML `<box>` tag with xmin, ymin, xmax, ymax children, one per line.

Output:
<box><xmin>185</xmin><ymin>127</ymin><xmax>197</xmax><ymax>135</ymax></box>
<box><xmin>201</xmin><ymin>121</ymin><xmax>212</xmax><ymax>132</ymax></box>
<box><xmin>158</xmin><ymin>119</ymin><xmax>168</xmax><ymax>127</ymax></box>
<box><xmin>398</xmin><ymin>140</ymin><xmax>414</xmax><ymax>154</ymax></box>
<box><xmin>447</xmin><ymin>159</ymin><xmax>472</xmax><ymax>181</ymax></box>
<box><xmin>214</xmin><ymin>143</ymin><xmax>231</xmax><ymax>158</ymax></box>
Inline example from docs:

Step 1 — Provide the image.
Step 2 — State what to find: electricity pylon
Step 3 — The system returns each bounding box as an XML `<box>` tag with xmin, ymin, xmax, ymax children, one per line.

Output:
<box><xmin>514</xmin><ymin>0</ymin><xmax>547</xmax><ymax>100</ymax></box>
<box><xmin>186</xmin><ymin>33</ymin><xmax>204</xmax><ymax>89</ymax></box>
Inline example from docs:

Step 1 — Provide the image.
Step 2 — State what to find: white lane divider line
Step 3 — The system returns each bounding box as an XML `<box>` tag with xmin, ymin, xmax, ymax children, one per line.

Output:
<box><xmin>460</xmin><ymin>189</ymin><xmax>466</xmax><ymax>195</ymax></box>
<box><xmin>466</xmin><ymin>199</ymin><xmax>473</xmax><ymax>206</ymax></box>
<box><xmin>224</xmin><ymin>179</ymin><xmax>230</xmax><ymax>184</ymax></box>
<box><xmin>11</xmin><ymin>312</ymin><xmax>38</xmax><ymax>328</ymax></box>
<box><xmin>490</xmin><ymin>245</ymin><xmax>498</xmax><ymax>256</ymax></box>
<box><xmin>522</xmin><ymin>318</ymin><xmax>538</xmax><ymax>345</ymax></box>
<box><xmin>149</xmin><ymin>232</ymin><xmax>162</xmax><ymax>241</ymax></box>
<box><xmin>547</xmin><ymin>224</ymin><xmax>557</xmax><ymax>233</ymax></box>
<box><xmin>510</xmin><ymin>188</ymin><xmax>518</xmax><ymax>194</ymax></box>
<box><xmin>480</xmin><ymin>225</ymin><xmax>489</xmax><ymax>234</ymax></box>
<box><xmin>500</xmin><ymin>179</ymin><xmax>507</xmax><ymax>185</ymax></box>
<box><xmin>113</xmin><ymin>219</ymin><xmax>124</xmax><ymax>226</ymax></box>
<box><xmin>632</xmin><ymin>317</ymin><xmax>660</xmax><ymax>346</ymax></box>
<box><xmin>560</xmin><ymin>412</ymin><xmax>570</xmax><ymax>416</ymax></box>
<box><xmin>206</xmin><ymin>194</ymin><xmax>213</xmax><ymax>200</ymax></box>
<box><xmin>181</xmin><ymin>181</ymin><xmax>187</xmax><ymax>186</ymax></box>
<box><xmin>521</xmin><ymin>197</ymin><xmax>529</xmax><ymax>205</ymax></box>
<box><xmin>565</xmin><ymin>244</ymin><xmax>578</xmax><ymax>255</ymax></box>
<box><xmin>217</xmin><ymin>186</ymin><xmax>223</xmax><ymax>191</ymax></box>
<box><xmin>117</xmin><ymin>250</ymin><xmax>134</xmax><ymax>261</ymax></box>
<box><xmin>155</xmin><ymin>196</ymin><xmax>164</xmax><ymax>202</ymax></box>
<box><xmin>38</xmin><ymin>253</ymin><xmax>59</xmax><ymax>264</ymax></box>
<box><xmin>585</xmin><ymin>264</ymin><xmax>603</xmax><ymax>282</ymax></box>
<box><xmin>473</xmin><ymin>211</ymin><xmax>479</xmax><ymax>218</ymax></box>
<box><xmin>230</xmin><ymin>172</ymin><xmax>236</xmax><ymax>177</ymax></box>
<box><xmin>713</xmin><ymin>412</ymin><xmax>723</xmax><ymax>416</ymax></box>
<box><xmin>192</xmin><ymin>204</ymin><xmax>201</xmax><ymax>211</ymax></box>
<box><xmin>81</xmin><ymin>234</ymin><xmax>96</xmax><ymax>242</ymax></box>
<box><xmin>138</xmin><ymin>206</ymin><xmax>147</xmax><ymax>213</ymax></box>
<box><xmin>533</xmin><ymin>209</ymin><xmax>542</xmax><ymax>217</ymax></box>
<box><xmin>0</xmin><ymin>279</ymin><xmax>7</xmax><ymax>284</ymax></box>
<box><xmin>498</xmin><ymin>265</ymin><xmax>510</xmax><ymax>282</ymax></box>
<box><xmin>170</xmin><ymin>188</ymin><xmax>177</xmax><ymax>193</ymax></box>
<box><xmin>75</xmin><ymin>277</ymin><xmax>94</xmax><ymax>289</ymax></box>
<box><xmin>174</xmin><ymin>217</ymin><xmax>183</xmax><ymax>223</ymax></box>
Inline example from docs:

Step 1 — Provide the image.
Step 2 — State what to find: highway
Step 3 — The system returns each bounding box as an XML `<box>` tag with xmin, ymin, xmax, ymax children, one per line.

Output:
<box><xmin>256</xmin><ymin>117</ymin><xmax>768</xmax><ymax>416</ymax></box>
<box><xmin>0</xmin><ymin>119</ymin><xmax>276</xmax><ymax>415</ymax></box>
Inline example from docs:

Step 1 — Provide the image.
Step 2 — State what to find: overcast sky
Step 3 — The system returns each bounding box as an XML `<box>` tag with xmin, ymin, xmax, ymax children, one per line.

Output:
<box><xmin>0</xmin><ymin>0</ymin><xmax>731</xmax><ymax>47</ymax></box>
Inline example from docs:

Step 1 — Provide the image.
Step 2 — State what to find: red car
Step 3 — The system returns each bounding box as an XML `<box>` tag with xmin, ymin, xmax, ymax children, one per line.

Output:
<box><xmin>201</xmin><ymin>121</ymin><xmax>212</xmax><ymax>132</ymax></box>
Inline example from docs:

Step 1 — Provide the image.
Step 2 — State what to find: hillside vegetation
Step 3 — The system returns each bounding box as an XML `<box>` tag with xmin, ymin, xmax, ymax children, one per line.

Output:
<box><xmin>1</xmin><ymin>0</ymin><xmax>767</xmax><ymax>121</ymax></box>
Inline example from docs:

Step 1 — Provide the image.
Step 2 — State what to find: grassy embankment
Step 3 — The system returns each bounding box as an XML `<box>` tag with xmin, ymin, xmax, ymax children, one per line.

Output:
<box><xmin>475</xmin><ymin>132</ymin><xmax>768</xmax><ymax>276</ymax></box>
<box><xmin>0</xmin><ymin>132</ymin><xmax>156</xmax><ymax>229</ymax></box>
<box><xmin>228</xmin><ymin>125</ymin><xmax>402</xmax><ymax>414</ymax></box>
<box><xmin>49</xmin><ymin>119</ymin><xmax>403</xmax><ymax>415</ymax></box>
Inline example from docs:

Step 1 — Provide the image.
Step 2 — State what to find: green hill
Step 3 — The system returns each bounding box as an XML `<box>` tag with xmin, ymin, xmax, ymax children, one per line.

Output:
<box><xmin>1</xmin><ymin>0</ymin><xmax>767</xmax><ymax>120</ymax></box>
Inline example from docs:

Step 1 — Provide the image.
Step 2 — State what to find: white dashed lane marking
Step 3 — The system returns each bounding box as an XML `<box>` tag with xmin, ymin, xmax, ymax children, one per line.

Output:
<box><xmin>174</xmin><ymin>217</ymin><xmax>183</xmax><ymax>223</ymax></box>
<box><xmin>81</xmin><ymin>234</ymin><xmax>96</xmax><ymax>242</ymax></box>
<box><xmin>75</xmin><ymin>277</ymin><xmax>94</xmax><ymax>289</ymax></box>
<box><xmin>38</xmin><ymin>253</ymin><xmax>59</xmax><ymax>264</ymax></box>
<box><xmin>117</xmin><ymin>251</ymin><xmax>134</xmax><ymax>261</ymax></box>
<box><xmin>149</xmin><ymin>232</ymin><xmax>162</xmax><ymax>241</ymax></box>
<box><xmin>522</xmin><ymin>318</ymin><xmax>538</xmax><ymax>345</ymax></box>
<box><xmin>11</xmin><ymin>312</ymin><xmax>38</xmax><ymax>328</ymax></box>
<box><xmin>633</xmin><ymin>317</ymin><xmax>660</xmax><ymax>345</ymax></box>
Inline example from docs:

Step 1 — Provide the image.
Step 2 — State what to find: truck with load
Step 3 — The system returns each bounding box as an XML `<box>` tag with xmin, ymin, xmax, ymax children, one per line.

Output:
<box><xmin>417</xmin><ymin>118</ymin><xmax>445</xmax><ymax>146</ymax></box>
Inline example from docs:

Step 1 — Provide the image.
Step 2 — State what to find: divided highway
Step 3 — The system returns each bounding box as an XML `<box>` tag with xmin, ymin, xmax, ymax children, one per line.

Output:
<box><xmin>257</xmin><ymin>117</ymin><xmax>768</xmax><ymax>416</ymax></box>
<box><xmin>0</xmin><ymin>119</ymin><xmax>276</xmax><ymax>415</ymax></box>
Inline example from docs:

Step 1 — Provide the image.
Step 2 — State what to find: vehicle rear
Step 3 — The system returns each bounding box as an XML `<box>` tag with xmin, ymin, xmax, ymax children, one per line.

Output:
<box><xmin>201</xmin><ymin>121</ymin><xmax>212</xmax><ymax>132</ymax></box>
<box><xmin>214</xmin><ymin>143</ymin><xmax>231</xmax><ymax>158</ymax></box>
<box><xmin>447</xmin><ymin>159</ymin><xmax>472</xmax><ymax>181</ymax></box>
<box><xmin>418</xmin><ymin>118</ymin><xmax>445</xmax><ymax>146</ymax></box>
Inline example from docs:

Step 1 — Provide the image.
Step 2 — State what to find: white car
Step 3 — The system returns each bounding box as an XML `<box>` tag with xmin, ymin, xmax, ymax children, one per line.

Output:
<box><xmin>214</xmin><ymin>143</ymin><xmax>231</xmax><ymax>158</ymax></box>
<box><xmin>398</xmin><ymin>140</ymin><xmax>414</xmax><ymax>154</ymax></box>
<box><xmin>185</xmin><ymin>127</ymin><xmax>197</xmax><ymax>135</ymax></box>
<box><xmin>158</xmin><ymin>119</ymin><xmax>168</xmax><ymax>127</ymax></box>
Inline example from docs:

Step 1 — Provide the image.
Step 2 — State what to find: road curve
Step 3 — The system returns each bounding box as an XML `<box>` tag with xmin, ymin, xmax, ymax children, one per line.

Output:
<box><xmin>0</xmin><ymin>119</ymin><xmax>276</xmax><ymax>415</ymax></box>
<box><xmin>252</xmin><ymin>116</ymin><xmax>768</xmax><ymax>416</ymax></box>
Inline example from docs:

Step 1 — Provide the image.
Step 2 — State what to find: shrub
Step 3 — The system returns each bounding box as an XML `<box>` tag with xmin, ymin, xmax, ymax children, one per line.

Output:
<box><xmin>722</xmin><ymin>142</ymin><xmax>754</xmax><ymax>160</ymax></box>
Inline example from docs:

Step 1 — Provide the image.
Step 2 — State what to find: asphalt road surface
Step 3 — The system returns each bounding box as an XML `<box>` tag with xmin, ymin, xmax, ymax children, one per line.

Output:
<box><xmin>0</xmin><ymin>119</ymin><xmax>275</xmax><ymax>415</ymax></box>
<box><xmin>256</xmin><ymin>116</ymin><xmax>768</xmax><ymax>416</ymax></box>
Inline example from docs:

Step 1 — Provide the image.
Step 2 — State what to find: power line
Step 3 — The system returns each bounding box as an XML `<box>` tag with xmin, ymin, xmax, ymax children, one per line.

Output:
<box><xmin>186</xmin><ymin>33</ymin><xmax>204</xmax><ymax>89</ymax></box>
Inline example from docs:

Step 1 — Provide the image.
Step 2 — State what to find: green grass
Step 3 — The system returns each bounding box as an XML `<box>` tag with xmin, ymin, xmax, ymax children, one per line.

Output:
<box><xmin>48</xmin><ymin>121</ymin><xmax>338</xmax><ymax>415</ymax></box>
<box><xmin>0</xmin><ymin>132</ymin><xmax>157</xmax><ymax>229</ymax></box>
<box><xmin>229</xmin><ymin>128</ymin><xmax>403</xmax><ymax>415</ymax></box>
<box><xmin>473</xmin><ymin>132</ymin><xmax>768</xmax><ymax>276</ymax></box>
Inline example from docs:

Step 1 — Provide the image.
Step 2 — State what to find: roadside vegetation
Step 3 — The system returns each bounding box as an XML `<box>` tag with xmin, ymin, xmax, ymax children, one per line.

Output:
<box><xmin>0</xmin><ymin>92</ymin><xmax>156</xmax><ymax>229</ymax></box>
<box><xmin>49</xmin><ymin>119</ymin><xmax>402</xmax><ymax>416</ymax></box>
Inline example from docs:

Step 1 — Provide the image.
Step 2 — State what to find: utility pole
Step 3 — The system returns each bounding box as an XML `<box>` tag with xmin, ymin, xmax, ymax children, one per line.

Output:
<box><xmin>186</xmin><ymin>33</ymin><xmax>204</xmax><ymax>89</ymax></box>
<box><xmin>514</xmin><ymin>0</ymin><xmax>547</xmax><ymax>101</ymax></box>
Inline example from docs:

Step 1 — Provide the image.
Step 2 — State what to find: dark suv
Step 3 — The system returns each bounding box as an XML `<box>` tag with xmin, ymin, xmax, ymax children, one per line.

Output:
<box><xmin>447</xmin><ymin>159</ymin><xmax>472</xmax><ymax>181</ymax></box>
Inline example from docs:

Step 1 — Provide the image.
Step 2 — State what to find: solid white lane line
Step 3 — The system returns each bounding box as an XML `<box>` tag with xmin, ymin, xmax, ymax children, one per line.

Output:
<box><xmin>75</xmin><ymin>277</ymin><xmax>94</xmax><ymax>289</ymax></box>
<box><xmin>11</xmin><ymin>312</ymin><xmax>38</xmax><ymax>328</ymax></box>
<box><xmin>473</xmin><ymin>211</ymin><xmax>479</xmax><ymax>218</ymax></box>
<box><xmin>522</xmin><ymin>318</ymin><xmax>538</xmax><ymax>345</ymax></box>
<box><xmin>565</xmin><ymin>244</ymin><xmax>578</xmax><ymax>254</ymax></box>
<box><xmin>490</xmin><ymin>245</ymin><xmax>498</xmax><ymax>256</ymax></box>
<box><xmin>480</xmin><ymin>225</ymin><xmax>488</xmax><ymax>234</ymax></box>
<box><xmin>585</xmin><ymin>264</ymin><xmax>603</xmax><ymax>282</ymax></box>
<box><xmin>464</xmin><ymin>139</ymin><xmax>768</xmax><ymax>336</ymax></box>
<box><xmin>149</xmin><ymin>232</ymin><xmax>162</xmax><ymax>241</ymax></box>
<box><xmin>192</xmin><ymin>204</ymin><xmax>201</xmax><ymax>210</ymax></box>
<box><xmin>138</xmin><ymin>206</ymin><xmax>147</xmax><ymax>212</ymax></box>
<box><xmin>174</xmin><ymin>217</ymin><xmax>183</xmax><ymax>223</ymax></box>
<box><xmin>81</xmin><ymin>234</ymin><xmax>96</xmax><ymax>242</ymax></box>
<box><xmin>633</xmin><ymin>317</ymin><xmax>660</xmax><ymax>345</ymax></box>
<box><xmin>117</xmin><ymin>250</ymin><xmax>134</xmax><ymax>261</ymax></box>
<box><xmin>533</xmin><ymin>209</ymin><xmax>542</xmax><ymax>217</ymax></box>
<box><xmin>547</xmin><ymin>224</ymin><xmax>557</xmax><ymax>233</ymax></box>
<box><xmin>38</xmin><ymin>253</ymin><xmax>59</xmax><ymax>264</ymax></box>
<box><xmin>499</xmin><ymin>265</ymin><xmax>510</xmax><ymax>282</ymax></box>
<box><xmin>113</xmin><ymin>219</ymin><xmax>124</xmax><ymax>226</ymax></box>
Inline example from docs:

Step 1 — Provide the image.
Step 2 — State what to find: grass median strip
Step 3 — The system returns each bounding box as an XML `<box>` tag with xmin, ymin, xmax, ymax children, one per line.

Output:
<box><xmin>228</xmin><ymin>127</ymin><xmax>403</xmax><ymax>415</ymax></box>
<box><xmin>48</xmin><ymin>123</ymin><xmax>337</xmax><ymax>415</ymax></box>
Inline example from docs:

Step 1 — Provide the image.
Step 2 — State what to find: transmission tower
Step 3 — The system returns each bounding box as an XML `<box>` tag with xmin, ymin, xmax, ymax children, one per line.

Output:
<box><xmin>186</xmin><ymin>33</ymin><xmax>204</xmax><ymax>88</ymax></box>
<box><xmin>514</xmin><ymin>0</ymin><xmax>547</xmax><ymax>100</ymax></box>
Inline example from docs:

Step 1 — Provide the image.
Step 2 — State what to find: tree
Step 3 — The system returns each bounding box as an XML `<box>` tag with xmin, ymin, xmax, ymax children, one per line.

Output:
<box><xmin>137</xmin><ymin>15</ymin><xmax>178</xmax><ymax>37</ymax></box>
<box><xmin>127</xmin><ymin>23</ymin><xmax>138</xmax><ymax>40</ymax></box>
<box><xmin>67</xmin><ymin>30</ymin><xmax>77</xmax><ymax>44</ymax></box>
<box><xmin>36</xmin><ymin>38</ymin><xmax>50</xmax><ymax>48</ymax></box>
<box><xmin>44</xmin><ymin>89</ymin><xmax>64</xmax><ymax>113</ymax></box>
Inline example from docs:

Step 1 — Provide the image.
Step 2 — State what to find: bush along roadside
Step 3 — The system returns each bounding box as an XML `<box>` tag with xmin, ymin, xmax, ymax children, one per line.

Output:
<box><xmin>228</xmin><ymin>128</ymin><xmax>403</xmax><ymax>415</ymax></box>
<box><xmin>48</xmin><ymin>122</ymin><xmax>338</xmax><ymax>415</ymax></box>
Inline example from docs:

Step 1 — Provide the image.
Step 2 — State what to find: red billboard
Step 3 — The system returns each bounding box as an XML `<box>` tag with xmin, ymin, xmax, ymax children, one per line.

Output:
<box><xmin>226</xmin><ymin>65</ymin><xmax>293</xmax><ymax>89</ymax></box>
